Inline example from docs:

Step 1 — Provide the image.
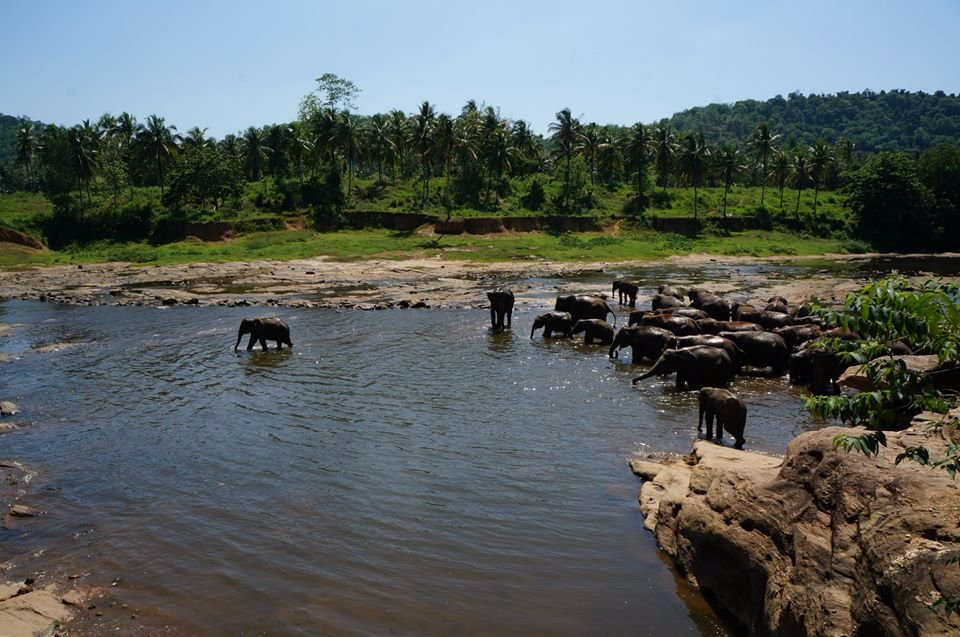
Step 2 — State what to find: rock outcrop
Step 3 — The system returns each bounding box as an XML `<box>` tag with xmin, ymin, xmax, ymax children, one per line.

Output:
<box><xmin>631</xmin><ymin>424</ymin><xmax>960</xmax><ymax>636</ymax></box>
<box><xmin>0</xmin><ymin>225</ymin><xmax>45</xmax><ymax>250</ymax></box>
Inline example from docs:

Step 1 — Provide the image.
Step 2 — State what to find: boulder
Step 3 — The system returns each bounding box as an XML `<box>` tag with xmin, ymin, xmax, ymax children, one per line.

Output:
<box><xmin>631</xmin><ymin>426</ymin><xmax>960</xmax><ymax>636</ymax></box>
<box><xmin>0</xmin><ymin>225</ymin><xmax>45</xmax><ymax>250</ymax></box>
<box><xmin>839</xmin><ymin>355</ymin><xmax>960</xmax><ymax>392</ymax></box>
<box><xmin>0</xmin><ymin>401</ymin><xmax>17</xmax><ymax>416</ymax></box>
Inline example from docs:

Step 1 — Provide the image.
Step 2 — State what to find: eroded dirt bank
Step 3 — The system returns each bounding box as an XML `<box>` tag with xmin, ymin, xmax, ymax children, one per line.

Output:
<box><xmin>631</xmin><ymin>419</ymin><xmax>960</xmax><ymax>636</ymax></box>
<box><xmin>2</xmin><ymin>252</ymin><xmax>951</xmax><ymax>310</ymax></box>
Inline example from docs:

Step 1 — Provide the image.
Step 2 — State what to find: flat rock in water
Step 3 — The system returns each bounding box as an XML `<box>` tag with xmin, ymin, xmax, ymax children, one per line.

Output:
<box><xmin>0</xmin><ymin>401</ymin><xmax>16</xmax><ymax>416</ymax></box>
<box><xmin>839</xmin><ymin>354</ymin><xmax>941</xmax><ymax>391</ymax></box>
<box><xmin>9</xmin><ymin>504</ymin><xmax>39</xmax><ymax>517</ymax></box>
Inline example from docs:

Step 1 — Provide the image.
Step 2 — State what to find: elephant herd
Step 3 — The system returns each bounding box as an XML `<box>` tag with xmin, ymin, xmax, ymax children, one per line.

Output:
<box><xmin>487</xmin><ymin>280</ymin><xmax>899</xmax><ymax>450</ymax></box>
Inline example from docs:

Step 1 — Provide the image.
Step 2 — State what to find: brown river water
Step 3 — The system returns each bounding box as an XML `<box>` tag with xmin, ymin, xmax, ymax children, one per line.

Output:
<box><xmin>2</xmin><ymin>258</ymin><xmax>958</xmax><ymax>635</ymax></box>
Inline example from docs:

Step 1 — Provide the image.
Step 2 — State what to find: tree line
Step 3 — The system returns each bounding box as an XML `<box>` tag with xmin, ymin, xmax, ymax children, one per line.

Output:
<box><xmin>2</xmin><ymin>78</ymin><xmax>959</xmax><ymax>250</ymax></box>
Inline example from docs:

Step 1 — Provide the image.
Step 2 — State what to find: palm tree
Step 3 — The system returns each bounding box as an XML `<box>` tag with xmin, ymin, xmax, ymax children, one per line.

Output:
<box><xmin>623</xmin><ymin>122</ymin><xmax>652</xmax><ymax>201</ymax></box>
<box><xmin>413</xmin><ymin>101</ymin><xmax>436</xmax><ymax>207</ymax></box>
<box><xmin>386</xmin><ymin>110</ymin><xmax>410</xmax><ymax>180</ymax></box>
<box><xmin>596</xmin><ymin>132</ymin><xmax>621</xmax><ymax>185</ymax></box>
<box><xmin>808</xmin><ymin>140</ymin><xmax>834</xmax><ymax>214</ymax></box>
<box><xmin>652</xmin><ymin>123</ymin><xmax>677</xmax><ymax>191</ymax></box>
<box><xmin>366</xmin><ymin>114</ymin><xmax>391</xmax><ymax>184</ymax></box>
<box><xmin>264</xmin><ymin>124</ymin><xmax>289</xmax><ymax>179</ymax></box>
<box><xmin>548</xmin><ymin>108</ymin><xmax>581</xmax><ymax>212</ymax></box>
<box><xmin>335</xmin><ymin>112</ymin><xmax>360</xmax><ymax>195</ymax></box>
<box><xmin>769</xmin><ymin>150</ymin><xmax>791</xmax><ymax>212</ymax></box>
<box><xmin>286</xmin><ymin>122</ymin><xmax>313</xmax><ymax>185</ymax></box>
<box><xmin>677</xmin><ymin>132</ymin><xmax>710</xmax><ymax>220</ymax></box>
<box><xmin>715</xmin><ymin>143</ymin><xmax>744</xmax><ymax>217</ymax></box>
<box><xmin>69</xmin><ymin>125</ymin><xmax>98</xmax><ymax>206</ymax></box>
<box><xmin>453</xmin><ymin>115</ymin><xmax>479</xmax><ymax>203</ymax></box>
<box><xmin>432</xmin><ymin>114</ymin><xmax>455</xmax><ymax>202</ymax></box>
<box><xmin>749</xmin><ymin>122</ymin><xmax>779</xmax><ymax>206</ymax></box>
<box><xmin>242</xmin><ymin>127</ymin><xmax>270</xmax><ymax>189</ymax></box>
<box><xmin>136</xmin><ymin>115</ymin><xmax>180</xmax><ymax>195</ymax></box>
<box><xmin>182</xmin><ymin>127</ymin><xmax>211</xmax><ymax>152</ymax></box>
<box><xmin>486</xmin><ymin>125</ymin><xmax>513</xmax><ymax>203</ymax></box>
<box><xmin>579</xmin><ymin>123</ymin><xmax>601</xmax><ymax>185</ymax></box>
<box><xmin>15</xmin><ymin>122</ymin><xmax>36</xmax><ymax>185</ymax></box>
<box><xmin>510</xmin><ymin>119</ymin><xmax>539</xmax><ymax>171</ymax></box>
<box><xmin>790</xmin><ymin>150</ymin><xmax>812</xmax><ymax>218</ymax></box>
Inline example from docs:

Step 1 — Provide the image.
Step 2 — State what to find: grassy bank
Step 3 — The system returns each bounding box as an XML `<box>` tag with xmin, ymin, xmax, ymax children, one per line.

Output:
<box><xmin>0</xmin><ymin>227</ymin><xmax>849</xmax><ymax>268</ymax></box>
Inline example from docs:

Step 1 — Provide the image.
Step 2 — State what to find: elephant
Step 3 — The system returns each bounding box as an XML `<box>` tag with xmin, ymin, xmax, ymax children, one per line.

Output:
<box><xmin>609</xmin><ymin>325</ymin><xmax>675</xmax><ymax>363</ymax></box>
<box><xmin>698</xmin><ymin>387</ymin><xmax>747</xmax><ymax>449</ymax></box>
<box><xmin>730</xmin><ymin>302</ymin><xmax>763</xmax><ymax>324</ymax></box>
<box><xmin>765</xmin><ymin>296</ymin><xmax>789</xmax><ymax>314</ymax></box>
<box><xmin>788</xmin><ymin>344</ymin><xmax>843</xmax><ymax>394</ymax></box>
<box><xmin>653</xmin><ymin>307</ymin><xmax>710</xmax><ymax>320</ymax></box>
<box><xmin>572</xmin><ymin>319</ymin><xmax>614</xmax><ymax>345</ymax></box>
<box><xmin>555</xmin><ymin>294</ymin><xmax>617</xmax><ymax>325</ymax></box>
<box><xmin>632</xmin><ymin>345</ymin><xmax>735</xmax><ymax>390</ymax></box>
<box><xmin>658</xmin><ymin>284</ymin><xmax>685</xmax><ymax>300</ymax></box>
<box><xmin>530</xmin><ymin>311</ymin><xmax>574</xmax><ymax>339</ymax></box>
<box><xmin>757</xmin><ymin>311</ymin><xmax>795</xmax><ymax>330</ymax></box>
<box><xmin>612</xmin><ymin>280</ymin><xmax>639</xmax><ymax>307</ymax></box>
<box><xmin>665</xmin><ymin>334</ymin><xmax>743</xmax><ymax>372</ymax></box>
<box><xmin>652</xmin><ymin>294</ymin><xmax>686</xmax><ymax>311</ymax></box>
<box><xmin>772</xmin><ymin>324</ymin><xmax>822</xmax><ymax>350</ymax></box>
<box><xmin>718</xmin><ymin>331</ymin><xmax>789</xmax><ymax>376</ymax></box>
<box><xmin>688</xmin><ymin>289</ymin><xmax>731</xmax><ymax>321</ymax></box>
<box><xmin>487</xmin><ymin>287</ymin><xmax>515</xmax><ymax>332</ymax></box>
<box><xmin>641</xmin><ymin>313</ymin><xmax>701</xmax><ymax>335</ymax></box>
<box><xmin>235</xmin><ymin>317</ymin><xmax>293</xmax><ymax>351</ymax></box>
<box><xmin>697</xmin><ymin>319</ymin><xmax>764</xmax><ymax>335</ymax></box>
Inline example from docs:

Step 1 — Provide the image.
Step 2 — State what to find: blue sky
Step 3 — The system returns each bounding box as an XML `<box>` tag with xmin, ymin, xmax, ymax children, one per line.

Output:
<box><xmin>2</xmin><ymin>0</ymin><xmax>958</xmax><ymax>137</ymax></box>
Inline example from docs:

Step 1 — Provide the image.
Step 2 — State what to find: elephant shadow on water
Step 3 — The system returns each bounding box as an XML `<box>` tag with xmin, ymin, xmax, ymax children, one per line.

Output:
<box><xmin>486</xmin><ymin>329</ymin><xmax>517</xmax><ymax>354</ymax></box>
<box><xmin>238</xmin><ymin>348</ymin><xmax>294</xmax><ymax>371</ymax></box>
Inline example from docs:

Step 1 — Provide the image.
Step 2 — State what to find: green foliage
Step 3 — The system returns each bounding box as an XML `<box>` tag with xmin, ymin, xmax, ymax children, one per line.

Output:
<box><xmin>832</xmin><ymin>431</ymin><xmax>887</xmax><ymax>456</ymax></box>
<box><xmin>521</xmin><ymin>178</ymin><xmax>545</xmax><ymax>211</ymax></box>
<box><xmin>665</xmin><ymin>90</ymin><xmax>960</xmax><ymax>152</ymax></box>
<box><xmin>163</xmin><ymin>146</ymin><xmax>244</xmax><ymax>210</ymax></box>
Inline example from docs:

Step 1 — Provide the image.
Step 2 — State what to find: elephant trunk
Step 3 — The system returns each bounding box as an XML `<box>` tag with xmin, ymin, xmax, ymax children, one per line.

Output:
<box><xmin>234</xmin><ymin>329</ymin><xmax>245</xmax><ymax>351</ymax></box>
<box><xmin>605</xmin><ymin>303</ymin><xmax>617</xmax><ymax>326</ymax></box>
<box><xmin>631</xmin><ymin>359</ymin><xmax>667</xmax><ymax>384</ymax></box>
<box><xmin>530</xmin><ymin>324</ymin><xmax>537</xmax><ymax>339</ymax></box>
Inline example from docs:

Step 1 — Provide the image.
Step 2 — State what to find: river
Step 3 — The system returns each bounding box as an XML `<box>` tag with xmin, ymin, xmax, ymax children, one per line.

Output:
<box><xmin>2</xmin><ymin>258</ymin><xmax>953</xmax><ymax>635</ymax></box>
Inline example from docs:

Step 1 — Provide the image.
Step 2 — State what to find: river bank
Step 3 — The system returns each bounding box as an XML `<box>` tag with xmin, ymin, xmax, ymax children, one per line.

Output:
<box><xmin>3</xmin><ymin>251</ymin><xmax>957</xmax><ymax>310</ymax></box>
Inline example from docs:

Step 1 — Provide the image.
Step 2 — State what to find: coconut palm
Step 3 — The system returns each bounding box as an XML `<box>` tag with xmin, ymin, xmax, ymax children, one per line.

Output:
<box><xmin>264</xmin><ymin>125</ymin><xmax>289</xmax><ymax>179</ymax></box>
<box><xmin>69</xmin><ymin>124</ymin><xmax>98</xmax><ymax>205</ymax></box>
<box><xmin>453</xmin><ymin>115</ymin><xmax>479</xmax><ymax>203</ymax></box>
<box><xmin>749</xmin><ymin>122</ymin><xmax>779</xmax><ymax>206</ymax></box>
<box><xmin>432</xmin><ymin>114</ymin><xmax>455</xmax><ymax>201</ymax></box>
<box><xmin>596</xmin><ymin>132</ymin><xmax>621</xmax><ymax>185</ymax></box>
<box><xmin>808</xmin><ymin>140</ymin><xmax>834</xmax><ymax>214</ymax></box>
<box><xmin>286</xmin><ymin>122</ymin><xmax>313</xmax><ymax>185</ymax></box>
<box><xmin>652</xmin><ymin>123</ymin><xmax>677</xmax><ymax>191</ymax></box>
<box><xmin>242</xmin><ymin>127</ymin><xmax>270</xmax><ymax>188</ymax></box>
<box><xmin>335</xmin><ymin>112</ymin><xmax>360</xmax><ymax>195</ymax></box>
<box><xmin>365</xmin><ymin>114</ymin><xmax>391</xmax><ymax>184</ymax></box>
<box><xmin>790</xmin><ymin>150</ymin><xmax>812</xmax><ymax>218</ymax></box>
<box><xmin>548</xmin><ymin>108</ymin><xmax>581</xmax><ymax>212</ymax></box>
<box><xmin>623</xmin><ymin>122</ymin><xmax>652</xmax><ymax>201</ymax></box>
<box><xmin>386</xmin><ymin>110</ymin><xmax>411</xmax><ymax>180</ymax></box>
<box><xmin>715</xmin><ymin>143</ymin><xmax>744</xmax><ymax>217</ymax></box>
<box><xmin>15</xmin><ymin>122</ymin><xmax>36</xmax><ymax>185</ymax></box>
<box><xmin>510</xmin><ymin>119</ymin><xmax>539</xmax><ymax>171</ymax></box>
<box><xmin>677</xmin><ymin>132</ymin><xmax>710</xmax><ymax>220</ymax></box>
<box><xmin>182</xmin><ymin>127</ymin><xmax>211</xmax><ymax>152</ymax></box>
<box><xmin>579</xmin><ymin>123</ymin><xmax>601</xmax><ymax>185</ymax></box>
<box><xmin>413</xmin><ymin>101</ymin><xmax>436</xmax><ymax>206</ymax></box>
<box><xmin>769</xmin><ymin>150</ymin><xmax>791</xmax><ymax>212</ymax></box>
<box><xmin>136</xmin><ymin>115</ymin><xmax>181</xmax><ymax>195</ymax></box>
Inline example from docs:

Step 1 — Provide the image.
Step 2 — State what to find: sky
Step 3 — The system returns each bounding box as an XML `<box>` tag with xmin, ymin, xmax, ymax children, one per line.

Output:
<box><xmin>2</xmin><ymin>0</ymin><xmax>959</xmax><ymax>138</ymax></box>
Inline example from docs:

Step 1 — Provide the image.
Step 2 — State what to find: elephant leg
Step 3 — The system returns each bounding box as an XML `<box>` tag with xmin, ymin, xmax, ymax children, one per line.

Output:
<box><xmin>490</xmin><ymin>307</ymin><xmax>497</xmax><ymax>329</ymax></box>
<box><xmin>715</xmin><ymin>414</ymin><xmax>724</xmax><ymax>440</ymax></box>
<box><xmin>629</xmin><ymin>294</ymin><xmax>636</xmax><ymax>308</ymax></box>
<box><xmin>705</xmin><ymin>411</ymin><xmax>715</xmax><ymax>440</ymax></box>
<box><xmin>247</xmin><ymin>334</ymin><xmax>255</xmax><ymax>351</ymax></box>
<box><xmin>506</xmin><ymin>308</ymin><xmax>512</xmax><ymax>328</ymax></box>
<box><xmin>259</xmin><ymin>336</ymin><xmax>268</xmax><ymax>351</ymax></box>
<box><xmin>544</xmin><ymin>328</ymin><xmax>552</xmax><ymax>338</ymax></box>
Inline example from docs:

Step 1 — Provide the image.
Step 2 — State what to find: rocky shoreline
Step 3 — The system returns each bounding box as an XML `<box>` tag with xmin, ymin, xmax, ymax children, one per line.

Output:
<box><xmin>631</xmin><ymin>419</ymin><xmax>960</xmax><ymax>636</ymax></box>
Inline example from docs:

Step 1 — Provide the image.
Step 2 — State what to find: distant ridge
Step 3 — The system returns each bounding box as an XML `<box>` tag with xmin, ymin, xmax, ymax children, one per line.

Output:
<box><xmin>0</xmin><ymin>113</ymin><xmax>43</xmax><ymax>164</ymax></box>
<box><xmin>661</xmin><ymin>90</ymin><xmax>960</xmax><ymax>152</ymax></box>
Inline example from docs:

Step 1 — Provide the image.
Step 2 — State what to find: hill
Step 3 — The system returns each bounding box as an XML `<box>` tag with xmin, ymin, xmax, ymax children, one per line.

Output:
<box><xmin>0</xmin><ymin>113</ymin><xmax>34</xmax><ymax>163</ymax></box>
<box><xmin>662</xmin><ymin>90</ymin><xmax>960</xmax><ymax>152</ymax></box>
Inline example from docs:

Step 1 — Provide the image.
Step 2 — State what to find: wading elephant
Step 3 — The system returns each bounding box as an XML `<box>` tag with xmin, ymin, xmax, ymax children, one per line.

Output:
<box><xmin>757</xmin><ymin>311</ymin><xmax>794</xmax><ymax>330</ymax></box>
<box><xmin>730</xmin><ymin>302</ymin><xmax>763</xmax><ymax>324</ymax></box>
<box><xmin>788</xmin><ymin>344</ymin><xmax>843</xmax><ymax>395</ymax></box>
<box><xmin>653</xmin><ymin>307</ymin><xmax>710</xmax><ymax>320</ymax></box>
<box><xmin>665</xmin><ymin>335</ymin><xmax>743</xmax><ymax>372</ymax></box>
<box><xmin>612</xmin><ymin>280</ymin><xmax>639</xmax><ymax>307</ymax></box>
<box><xmin>609</xmin><ymin>325</ymin><xmax>674</xmax><ymax>363</ymax></box>
<box><xmin>697</xmin><ymin>319</ymin><xmax>764</xmax><ymax>335</ymax></box>
<box><xmin>235</xmin><ymin>317</ymin><xmax>293</xmax><ymax>351</ymax></box>
<box><xmin>698</xmin><ymin>387</ymin><xmax>747</xmax><ymax>449</ymax></box>
<box><xmin>572</xmin><ymin>319</ymin><xmax>614</xmax><ymax>345</ymax></box>
<box><xmin>641</xmin><ymin>313</ymin><xmax>701</xmax><ymax>336</ymax></box>
<box><xmin>632</xmin><ymin>345</ymin><xmax>735</xmax><ymax>390</ymax></box>
<box><xmin>487</xmin><ymin>287</ymin><xmax>515</xmax><ymax>332</ymax></box>
<box><xmin>765</xmin><ymin>296</ymin><xmax>789</xmax><ymax>314</ymax></box>
<box><xmin>530</xmin><ymin>311</ymin><xmax>574</xmax><ymax>339</ymax></box>
<box><xmin>719</xmin><ymin>331</ymin><xmax>788</xmax><ymax>376</ymax></box>
<box><xmin>652</xmin><ymin>294</ymin><xmax>685</xmax><ymax>311</ymax></box>
<box><xmin>772</xmin><ymin>324</ymin><xmax>822</xmax><ymax>350</ymax></box>
<box><xmin>658</xmin><ymin>284</ymin><xmax>684</xmax><ymax>300</ymax></box>
<box><xmin>554</xmin><ymin>295</ymin><xmax>617</xmax><ymax>325</ymax></box>
<box><xmin>688</xmin><ymin>289</ymin><xmax>731</xmax><ymax>321</ymax></box>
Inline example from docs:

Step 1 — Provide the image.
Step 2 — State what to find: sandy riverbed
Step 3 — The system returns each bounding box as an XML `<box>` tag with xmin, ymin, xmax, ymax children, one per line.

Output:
<box><xmin>4</xmin><ymin>251</ymin><xmax>953</xmax><ymax>310</ymax></box>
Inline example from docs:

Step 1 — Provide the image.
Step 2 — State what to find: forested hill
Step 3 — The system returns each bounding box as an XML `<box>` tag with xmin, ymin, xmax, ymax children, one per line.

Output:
<box><xmin>662</xmin><ymin>90</ymin><xmax>960</xmax><ymax>152</ymax></box>
<box><xmin>0</xmin><ymin>114</ymin><xmax>30</xmax><ymax>163</ymax></box>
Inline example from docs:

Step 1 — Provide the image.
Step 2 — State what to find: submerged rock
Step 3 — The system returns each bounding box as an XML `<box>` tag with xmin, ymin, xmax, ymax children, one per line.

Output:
<box><xmin>631</xmin><ymin>426</ymin><xmax>960</xmax><ymax>636</ymax></box>
<box><xmin>0</xmin><ymin>401</ymin><xmax>16</xmax><ymax>416</ymax></box>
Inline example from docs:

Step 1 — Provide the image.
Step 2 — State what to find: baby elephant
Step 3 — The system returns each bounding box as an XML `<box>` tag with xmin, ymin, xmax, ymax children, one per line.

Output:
<box><xmin>235</xmin><ymin>317</ymin><xmax>293</xmax><ymax>351</ymax></box>
<box><xmin>698</xmin><ymin>387</ymin><xmax>747</xmax><ymax>449</ymax></box>
<box><xmin>530</xmin><ymin>311</ymin><xmax>574</xmax><ymax>339</ymax></box>
<box><xmin>571</xmin><ymin>319</ymin><xmax>614</xmax><ymax>345</ymax></box>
